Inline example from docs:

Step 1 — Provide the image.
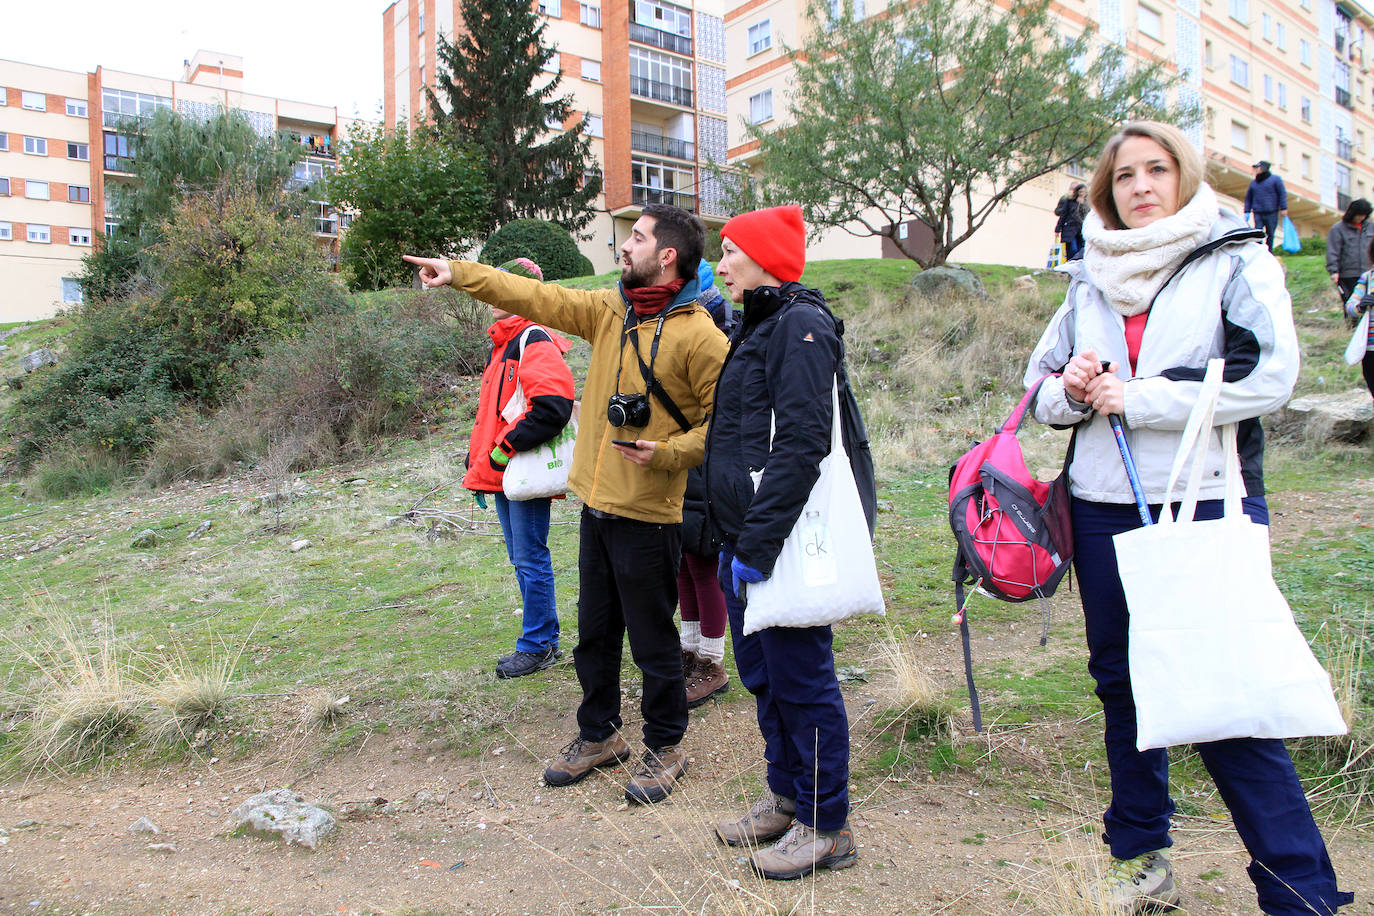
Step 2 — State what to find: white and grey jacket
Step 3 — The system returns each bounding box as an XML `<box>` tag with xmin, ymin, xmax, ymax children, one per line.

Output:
<box><xmin>1025</xmin><ymin>211</ymin><xmax>1299</xmax><ymax>505</ymax></box>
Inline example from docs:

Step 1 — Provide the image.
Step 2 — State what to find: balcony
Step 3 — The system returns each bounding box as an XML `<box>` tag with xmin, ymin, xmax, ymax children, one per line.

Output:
<box><xmin>632</xmin><ymin>186</ymin><xmax>695</xmax><ymax>210</ymax></box>
<box><xmin>1338</xmin><ymin>190</ymin><xmax>1354</xmax><ymax>211</ymax></box>
<box><xmin>1338</xmin><ymin>137</ymin><xmax>1356</xmax><ymax>162</ymax></box>
<box><xmin>631</xmin><ymin>130</ymin><xmax>694</xmax><ymax>160</ymax></box>
<box><xmin>629</xmin><ymin>22</ymin><xmax>692</xmax><ymax>56</ymax></box>
<box><xmin>631</xmin><ymin>76</ymin><xmax>693</xmax><ymax>108</ymax></box>
<box><xmin>1336</xmin><ymin>86</ymin><xmax>1354</xmax><ymax>108</ymax></box>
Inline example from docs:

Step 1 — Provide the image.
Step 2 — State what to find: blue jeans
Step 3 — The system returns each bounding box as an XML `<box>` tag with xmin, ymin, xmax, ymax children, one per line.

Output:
<box><xmin>1073</xmin><ymin>497</ymin><xmax>1351</xmax><ymax>916</ymax></box>
<box><xmin>493</xmin><ymin>493</ymin><xmax>559</xmax><ymax>654</ymax></box>
<box><xmin>1254</xmin><ymin>210</ymin><xmax>1279</xmax><ymax>250</ymax></box>
<box><xmin>719</xmin><ymin>543</ymin><xmax>850</xmax><ymax>831</ymax></box>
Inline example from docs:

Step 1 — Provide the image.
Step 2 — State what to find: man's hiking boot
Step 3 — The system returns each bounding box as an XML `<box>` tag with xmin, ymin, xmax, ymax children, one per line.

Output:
<box><xmin>542</xmin><ymin>734</ymin><xmax>631</xmax><ymax>787</ymax></box>
<box><xmin>715</xmin><ymin>790</ymin><xmax>795</xmax><ymax>846</ymax></box>
<box><xmin>623</xmin><ymin>746</ymin><xmax>686</xmax><ymax>804</ymax></box>
<box><xmin>685</xmin><ymin>656</ymin><xmax>730</xmax><ymax>707</ymax></box>
<box><xmin>750</xmin><ymin>821</ymin><xmax>857</xmax><ymax>880</ymax></box>
<box><xmin>681</xmin><ymin>648</ymin><xmax>700</xmax><ymax>680</ymax></box>
<box><xmin>496</xmin><ymin>646</ymin><xmax>560</xmax><ymax>679</ymax></box>
<box><xmin>1086</xmin><ymin>849</ymin><xmax>1180</xmax><ymax>914</ymax></box>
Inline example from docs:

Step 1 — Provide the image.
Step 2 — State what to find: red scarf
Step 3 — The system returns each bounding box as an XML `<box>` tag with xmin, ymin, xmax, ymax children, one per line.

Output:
<box><xmin>624</xmin><ymin>278</ymin><xmax>686</xmax><ymax>318</ymax></box>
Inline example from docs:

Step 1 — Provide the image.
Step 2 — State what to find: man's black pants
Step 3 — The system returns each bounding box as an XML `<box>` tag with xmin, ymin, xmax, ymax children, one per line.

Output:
<box><xmin>573</xmin><ymin>508</ymin><xmax>687</xmax><ymax>750</ymax></box>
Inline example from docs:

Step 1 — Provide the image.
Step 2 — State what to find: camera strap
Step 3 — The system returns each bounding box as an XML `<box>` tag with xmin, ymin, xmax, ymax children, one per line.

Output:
<box><xmin>617</xmin><ymin>307</ymin><xmax>693</xmax><ymax>433</ymax></box>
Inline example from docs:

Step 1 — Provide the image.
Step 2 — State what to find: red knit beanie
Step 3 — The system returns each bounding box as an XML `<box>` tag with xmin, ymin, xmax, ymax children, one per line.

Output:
<box><xmin>721</xmin><ymin>205</ymin><xmax>806</xmax><ymax>283</ymax></box>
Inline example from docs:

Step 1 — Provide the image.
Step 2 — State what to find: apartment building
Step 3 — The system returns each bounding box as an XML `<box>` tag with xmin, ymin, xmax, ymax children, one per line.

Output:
<box><xmin>383</xmin><ymin>0</ymin><xmax>732</xmax><ymax>273</ymax></box>
<box><xmin>724</xmin><ymin>0</ymin><xmax>1371</xmax><ymax>267</ymax></box>
<box><xmin>0</xmin><ymin>51</ymin><xmax>345</xmax><ymax>322</ymax></box>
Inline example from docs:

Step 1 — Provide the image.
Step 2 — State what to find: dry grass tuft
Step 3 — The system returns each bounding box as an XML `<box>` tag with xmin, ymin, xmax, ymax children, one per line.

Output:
<box><xmin>146</xmin><ymin>639</ymin><xmax>243</xmax><ymax>742</ymax></box>
<box><xmin>876</xmin><ymin>627</ymin><xmax>957</xmax><ymax>743</ymax></box>
<box><xmin>301</xmin><ymin>688</ymin><xmax>350</xmax><ymax>728</ymax></box>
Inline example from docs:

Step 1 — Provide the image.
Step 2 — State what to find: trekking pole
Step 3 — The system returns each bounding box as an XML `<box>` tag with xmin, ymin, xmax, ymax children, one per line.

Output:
<box><xmin>1099</xmin><ymin>362</ymin><xmax>1152</xmax><ymax>527</ymax></box>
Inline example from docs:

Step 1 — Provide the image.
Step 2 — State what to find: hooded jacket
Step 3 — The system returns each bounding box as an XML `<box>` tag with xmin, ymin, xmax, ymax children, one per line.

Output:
<box><xmin>1325</xmin><ymin>218</ymin><xmax>1374</xmax><ymax>280</ymax></box>
<box><xmin>445</xmin><ymin>260</ymin><xmax>728</xmax><ymax>524</ymax></box>
<box><xmin>463</xmin><ymin>314</ymin><xmax>575</xmax><ymax>493</ymax></box>
<box><xmin>1025</xmin><ymin>209</ymin><xmax>1299</xmax><ymax>504</ymax></box>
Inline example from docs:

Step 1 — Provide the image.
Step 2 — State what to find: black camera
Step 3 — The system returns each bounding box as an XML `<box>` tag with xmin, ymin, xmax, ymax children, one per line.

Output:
<box><xmin>607</xmin><ymin>393</ymin><xmax>650</xmax><ymax>428</ymax></box>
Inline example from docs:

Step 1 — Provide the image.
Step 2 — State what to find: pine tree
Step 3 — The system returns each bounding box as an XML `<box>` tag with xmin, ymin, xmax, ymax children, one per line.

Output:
<box><xmin>427</xmin><ymin>0</ymin><xmax>602</xmax><ymax>236</ymax></box>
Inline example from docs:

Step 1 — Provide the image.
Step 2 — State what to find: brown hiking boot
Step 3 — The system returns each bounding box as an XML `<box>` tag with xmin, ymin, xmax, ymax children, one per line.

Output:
<box><xmin>715</xmin><ymin>790</ymin><xmax>796</xmax><ymax>846</ymax></box>
<box><xmin>542</xmin><ymin>734</ymin><xmax>631</xmax><ymax>787</ymax></box>
<box><xmin>685</xmin><ymin>656</ymin><xmax>730</xmax><ymax>708</ymax></box>
<box><xmin>750</xmin><ymin>822</ymin><xmax>858</xmax><ymax>880</ymax></box>
<box><xmin>681</xmin><ymin>648</ymin><xmax>700</xmax><ymax>681</ymax></box>
<box><xmin>623</xmin><ymin>746</ymin><xmax>687</xmax><ymax>805</ymax></box>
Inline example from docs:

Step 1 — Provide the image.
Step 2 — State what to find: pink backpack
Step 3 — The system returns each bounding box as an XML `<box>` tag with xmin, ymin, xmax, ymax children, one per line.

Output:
<box><xmin>948</xmin><ymin>375</ymin><xmax>1074</xmax><ymax>730</ymax></box>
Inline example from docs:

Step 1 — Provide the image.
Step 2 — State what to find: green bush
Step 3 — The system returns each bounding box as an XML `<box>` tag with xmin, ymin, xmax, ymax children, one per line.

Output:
<box><xmin>479</xmin><ymin>219</ymin><xmax>594</xmax><ymax>281</ymax></box>
<box><xmin>1278</xmin><ymin>231</ymin><xmax>1326</xmax><ymax>258</ymax></box>
<box><xmin>30</xmin><ymin>448</ymin><xmax>127</xmax><ymax>500</ymax></box>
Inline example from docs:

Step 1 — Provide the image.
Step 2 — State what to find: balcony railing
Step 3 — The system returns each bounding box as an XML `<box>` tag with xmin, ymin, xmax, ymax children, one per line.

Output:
<box><xmin>1338</xmin><ymin>138</ymin><xmax>1356</xmax><ymax>162</ymax></box>
<box><xmin>629</xmin><ymin>22</ymin><xmax>692</xmax><ymax>56</ymax></box>
<box><xmin>1338</xmin><ymin>190</ymin><xmax>1354</xmax><ymax>211</ymax></box>
<box><xmin>631</xmin><ymin>130</ymin><xmax>695</xmax><ymax>160</ymax></box>
<box><xmin>1336</xmin><ymin>86</ymin><xmax>1354</xmax><ymax>109</ymax></box>
<box><xmin>632</xmin><ymin>186</ymin><xmax>695</xmax><ymax>210</ymax></box>
<box><xmin>631</xmin><ymin>76</ymin><xmax>693</xmax><ymax>108</ymax></box>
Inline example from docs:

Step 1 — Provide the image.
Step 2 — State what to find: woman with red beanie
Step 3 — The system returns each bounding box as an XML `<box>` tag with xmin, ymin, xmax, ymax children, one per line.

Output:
<box><xmin>703</xmin><ymin>205</ymin><xmax>858</xmax><ymax>880</ymax></box>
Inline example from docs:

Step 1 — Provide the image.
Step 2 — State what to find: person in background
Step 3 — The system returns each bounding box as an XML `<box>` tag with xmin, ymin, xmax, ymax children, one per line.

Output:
<box><xmin>404</xmin><ymin>204</ymin><xmax>728</xmax><ymax>807</ymax></box>
<box><xmin>704</xmin><ymin>205</ymin><xmax>858</xmax><ymax>881</ymax></box>
<box><xmin>1341</xmin><ymin>238</ymin><xmax>1374</xmax><ymax>408</ymax></box>
<box><xmin>1326</xmin><ymin>197</ymin><xmax>1374</xmax><ymax>302</ymax></box>
<box><xmin>465</xmin><ymin>258</ymin><xmax>575</xmax><ymax>679</ymax></box>
<box><xmin>1055</xmin><ymin>183</ymin><xmax>1089</xmax><ymax>261</ymax></box>
<box><xmin>1244</xmin><ymin>159</ymin><xmax>1288</xmax><ymax>251</ymax></box>
<box><xmin>677</xmin><ymin>260</ymin><xmax>733</xmax><ymax>707</ymax></box>
<box><xmin>1026</xmin><ymin>121</ymin><xmax>1350</xmax><ymax>916</ymax></box>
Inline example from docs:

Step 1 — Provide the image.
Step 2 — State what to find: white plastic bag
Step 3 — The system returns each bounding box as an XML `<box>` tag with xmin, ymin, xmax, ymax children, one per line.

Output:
<box><xmin>1115</xmin><ymin>359</ymin><xmax>1347</xmax><ymax>750</ymax></box>
<box><xmin>742</xmin><ymin>380</ymin><xmax>885</xmax><ymax>634</ymax></box>
<box><xmin>1345</xmin><ymin>310</ymin><xmax>1370</xmax><ymax>366</ymax></box>
<box><xmin>500</xmin><ymin>327</ymin><xmax>576</xmax><ymax>501</ymax></box>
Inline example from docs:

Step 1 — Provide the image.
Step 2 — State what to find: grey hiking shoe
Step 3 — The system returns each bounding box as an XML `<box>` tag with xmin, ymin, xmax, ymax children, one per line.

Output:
<box><xmin>1087</xmin><ymin>849</ymin><xmax>1181</xmax><ymax>914</ymax></box>
<box><xmin>495</xmin><ymin>646</ymin><xmax>560</xmax><ymax>679</ymax></box>
<box><xmin>623</xmin><ymin>746</ymin><xmax>686</xmax><ymax>805</ymax></box>
<box><xmin>750</xmin><ymin>821</ymin><xmax>857</xmax><ymax>880</ymax></box>
<box><xmin>716</xmin><ymin>789</ymin><xmax>795</xmax><ymax>846</ymax></box>
<box><xmin>542</xmin><ymin>734</ymin><xmax>631</xmax><ymax>787</ymax></box>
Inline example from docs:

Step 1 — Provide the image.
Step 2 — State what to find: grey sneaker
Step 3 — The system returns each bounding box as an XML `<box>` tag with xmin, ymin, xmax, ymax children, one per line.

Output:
<box><xmin>750</xmin><ymin>821</ymin><xmax>857</xmax><ymax>880</ymax></box>
<box><xmin>1087</xmin><ymin>849</ymin><xmax>1181</xmax><ymax>914</ymax></box>
<box><xmin>716</xmin><ymin>789</ymin><xmax>796</xmax><ymax>846</ymax></box>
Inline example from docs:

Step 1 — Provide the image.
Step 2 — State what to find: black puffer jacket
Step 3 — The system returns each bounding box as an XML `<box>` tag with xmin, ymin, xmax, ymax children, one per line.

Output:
<box><xmin>704</xmin><ymin>283</ymin><xmax>841</xmax><ymax>574</ymax></box>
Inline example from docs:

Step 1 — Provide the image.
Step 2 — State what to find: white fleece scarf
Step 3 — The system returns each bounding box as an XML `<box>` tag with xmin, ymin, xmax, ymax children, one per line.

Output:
<box><xmin>1083</xmin><ymin>183</ymin><xmax>1219</xmax><ymax>316</ymax></box>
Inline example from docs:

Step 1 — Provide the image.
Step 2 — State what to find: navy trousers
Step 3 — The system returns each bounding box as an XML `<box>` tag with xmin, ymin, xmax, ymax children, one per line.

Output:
<box><xmin>1073</xmin><ymin>497</ymin><xmax>1352</xmax><ymax>916</ymax></box>
<box><xmin>719</xmin><ymin>543</ymin><xmax>850</xmax><ymax>831</ymax></box>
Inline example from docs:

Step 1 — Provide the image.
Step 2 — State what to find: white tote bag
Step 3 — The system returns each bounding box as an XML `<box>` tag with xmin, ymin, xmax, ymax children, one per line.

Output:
<box><xmin>1345</xmin><ymin>310</ymin><xmax>1370</xmax><ymax>366</ymax></box>
<box><xmin>500</xmin><ymin>327</ymin><xmax>576</xmax><ymax>501</ymax></box>
<box><xmin>1115</xmin><ymin>359</ymin><xmax>1347</xmax><ymax>751</ymax></box>
<box><xmin>742</xmin><ymin>380</ymin><xmax>885</xmax><ymax>635</ymax></box>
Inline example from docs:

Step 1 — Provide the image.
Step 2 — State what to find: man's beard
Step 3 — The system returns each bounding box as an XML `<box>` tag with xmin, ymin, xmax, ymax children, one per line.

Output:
<box><xmin>620</xmin><ymin>256</ymin><xmax>660</xmax><ymax>290</ymax></box>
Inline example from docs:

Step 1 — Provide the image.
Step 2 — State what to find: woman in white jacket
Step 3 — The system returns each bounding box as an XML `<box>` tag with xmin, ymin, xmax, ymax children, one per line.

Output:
<box><xmin>1026</xmin><ymin>121</ymin><xmax>1351</xmax><ymax>916</ymax></box>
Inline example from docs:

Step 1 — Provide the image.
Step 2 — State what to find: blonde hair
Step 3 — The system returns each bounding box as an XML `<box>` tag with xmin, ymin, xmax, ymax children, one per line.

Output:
<box><xmin>1088</xmin><ymin>121</ymin><xmax>1204</xmax><ymax>230</ymax></box>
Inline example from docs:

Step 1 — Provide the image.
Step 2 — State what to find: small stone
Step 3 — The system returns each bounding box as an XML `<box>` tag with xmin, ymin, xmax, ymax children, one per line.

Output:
<box><xmin>128</xmin><ymin>817</ymin><xmax>159</xmax><ymax>835</ymax></box>
<box><xmin>130</xmin><ymin>529</ymin><xmax>159</xmax><ymax>549</ymax></box>
<box><xmin>290</xmin><ymin>539</ymin><xmax>311</xmax><ymax>553</ymax></box>
<box><xmin>186</xmin><ymin>521</ymin><xmax>213</xmax><ymax>541</ymax></box>
<box><xmin>146</xmin><ymin>843</ymin><xmax>177</xmax><ymax>853</ymax></box>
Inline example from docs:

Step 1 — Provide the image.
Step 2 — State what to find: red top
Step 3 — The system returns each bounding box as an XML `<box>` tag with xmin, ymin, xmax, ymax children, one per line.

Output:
<box><xmin>1124</xmin><ymin>310</ymin><xmax>1149</xmax><ymax>375</ymax></box>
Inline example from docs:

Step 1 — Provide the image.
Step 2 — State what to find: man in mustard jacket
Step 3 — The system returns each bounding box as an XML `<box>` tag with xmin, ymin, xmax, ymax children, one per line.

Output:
<box><xmin>405</xmin><ymin>204</ymin><xmax>728</xmax><ymax>805</ymax></box>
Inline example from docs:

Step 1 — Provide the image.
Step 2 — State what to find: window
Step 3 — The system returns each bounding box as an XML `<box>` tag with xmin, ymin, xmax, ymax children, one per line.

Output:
<box><xmin>103</xmin><ymin>131</ymin><xmax>136</xmax><ymax>171</ymax></box>
<box><xmin>897</xmin><ymin>222</ymin><xmax>908</xmax><ymax>240</ymax></box>
<box><xmin>68</xmin><ymin>228</ymin><xmax>92</xmax><ymax>247</ymax></box>
<box><xmin>0</xmin><ymin>177</ymin><xmax>8</xmax><ymax>196</ymax></box>
<box><xmin>0</xmin><ymin>134</ymin><xmax>6</xmax><ymax>152</ymax></box>
<box><xmin>1228</xmin><ymin>0</ymin><xmax>1247</xmax><ymax>24</ymax></box>
<box><xmin>1279</xmin><ymin>141</ymin><xmax>1288</xmax><ymax>169</ymax></box>
<box><xmin>1229</xmin><ymin>55</ymin><xmax>1249</xmax><ymax>88</ymax></box>
<box><xmin>1204</xmin><ymin>40</ymin><xmax>1214</xmax><ymax>69</ymax></box>
<box><xmin>1263</xmin><ymin>74</ymin><xmax>1274</xmax><ymax>103</ymax></box>
<box><xmin>542</xmin><ymin>52</ymin><xmax>561</xmax><ymax>74</ymax></box>
<box><xmin>1138</xmin><ymin>5</ymin><xmax>1162</xmax><ymax>41</ymax></box>
<box><xmin>1299</xmin><ymin>40</ymin><xmax>1311</xmax><ymax>67</ymax></box>
<box><xmin>1300</xmin><ymin>96</ymin><xmax>1311</xmax><ymax>122</ymax></box>
<box><xmin>65</xmin><ymin>97</ymin><xmax>87</xmax><ymax>117</ymax></box>
<box><xmin>0</xmin><ymin>88</ymin><xmax>6</xmax><ymax>106</ymax></box>
<box><xmin>539</xmin><ymin>0</ymin><xmax>562</xmax><ymax>16</ymax></box>
<box><xmin>827</xmin><ymin>0</ymin><xmax>866</xmax><ymax>19</ymax></box>
<box><xmin>61</xmin><ymin>277</ymin><xmax>82</xmax><ymax>304</ymax></box>
<box><xmin>1278</xmin><ymin>83</ymin><xmax>1287</xmax><ymax>109</ymax></box>
<box><xmin>582</xmin><ymin>59</ymin><xmax>601</xmax><ymax>81</ymax></box>
<box><xmin>749</xmin><ymin>89</ymin><xmax>773</xmax><ymax>124</ymax></box>
<box><xmin>100</xmin><ymin>88</ymin><xmax>171</xmax><ymax>127</ymax></box>
<box><xmin>580</xmin><ymin>3</ymin><xmax>601</xmax><ymax>27</ymax></box>
<box><xmin>21</xmin><ymin>90</ymin><xmax>45</xmax><ymax>111</ymax></box>
<box><xmin>1230</xmin><ymin>120</ymin><xmax>1248</xmax><ymax>151</ymax></box>
<box><xmin>1301</xmin><ymin>154</ymin><xmax>1312</xmax><ymax>179</ymax></box>
<box><xmin>24</xmin><ymin>136</ymin><xmax>48</xmax><ymax>156</ymax></box>
<box><xmin>1277</xmin><ymin>23</ymin><xmax>1286</xmax><ymax>51</ymax></box>
<box><xmin>585</xmin><ymin>113</ymin><xmax>603</xmax><ymax>138</ymax></box>
<box><xmin>68</xmin><ymin>185</ymin><xmax>90</xmax><ymax>203</ymax></box>
<box><xmin>1262</xmin><ymin>12</ymin><xmax>1272</xmax><ymax>41</ymax></box>
<box><xmin>67</xmin><ymin>142</ymin><xmax>89</xmax><ymax>161</ymax></box>
<box><xmin>27</xmin><ymin>224</ymin><xmax>51</xmax><ymax>244</ymax></box>
<box><xmin>26</xmin><ymin>180</ymin><xmax>50</xmax><ymax>200</ymax></box>
<box><xmin>748</xmin><ymin>19</ymin><xmax>773</xmax><ymax>55</ymax></box>
<box><xmin>312</xmin><ymin>202</ymin><xmax>336</xmax><ymax>235</ymax></box>
<box><xmin>0</xmin><ymin>222</ymin><xmax>10</xmax><ymax>241</ymax></box>
<box><xmin>417</xmin><ymin>6</ymin><xmax>424</xmax><ymax>33</ymax></box>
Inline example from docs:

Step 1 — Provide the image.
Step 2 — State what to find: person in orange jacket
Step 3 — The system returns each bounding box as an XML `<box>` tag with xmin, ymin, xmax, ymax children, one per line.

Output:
<box><xmin>466</xmin><ymin>258</ymin><xmax>576</xmax><ymax>679</ymax></box>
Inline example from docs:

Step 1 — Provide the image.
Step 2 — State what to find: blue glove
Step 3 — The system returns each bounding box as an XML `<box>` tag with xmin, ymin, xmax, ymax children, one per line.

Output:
<box><xmin>730</xmin><ymin>557</ymin><xmax>765</xmax><ymax>597</ymax></box>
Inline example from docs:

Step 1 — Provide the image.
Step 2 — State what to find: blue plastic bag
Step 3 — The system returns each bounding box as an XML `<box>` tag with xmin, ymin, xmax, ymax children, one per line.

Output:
<box><xmin>1280</xmin><ymin>216</ymin><xmax>1301</xmax><ymax>253</ymax></box>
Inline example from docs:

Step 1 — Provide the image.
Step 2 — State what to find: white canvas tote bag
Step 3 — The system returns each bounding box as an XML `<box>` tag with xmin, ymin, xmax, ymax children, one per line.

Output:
<box><xmin>1114</xmin><ymin>359</ymin><xmax>1347</xmax><ymax>750</ymax></box>
<box><xmin>1345</xmin><ymin>310</ymin><xmax>1370</xmax><ymax>366</ymax></box>
<box><xmin>742</xmin><ymin>379</ymin><xmax>885</xmax><ymax>634</ymax></box>
<box><xmin>500</xmin><ymin>327</ymin><xmax>576</xmax><ymax>501</ymax></box>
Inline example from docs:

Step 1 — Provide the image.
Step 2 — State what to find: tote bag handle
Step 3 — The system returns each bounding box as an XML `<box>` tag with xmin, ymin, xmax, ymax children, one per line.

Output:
<box><xmin>1158</xmin><ymin>358</ymin><xmax>1229</xmax><ymax>525</ymax></box>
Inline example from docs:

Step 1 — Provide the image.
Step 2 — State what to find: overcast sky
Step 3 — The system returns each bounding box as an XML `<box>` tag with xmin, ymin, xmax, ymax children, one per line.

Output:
<box><xmin>1</xmin><ymin>0</ymin><xmax>387</xmax><ymax>121</ymax></box>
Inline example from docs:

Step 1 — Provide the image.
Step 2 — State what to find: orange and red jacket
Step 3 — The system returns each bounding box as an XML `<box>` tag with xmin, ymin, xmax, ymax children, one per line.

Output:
<box><xmin>463</xmin><ymin>315</ymin><xmax>575</xmax><ymax>493</ymax></box>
